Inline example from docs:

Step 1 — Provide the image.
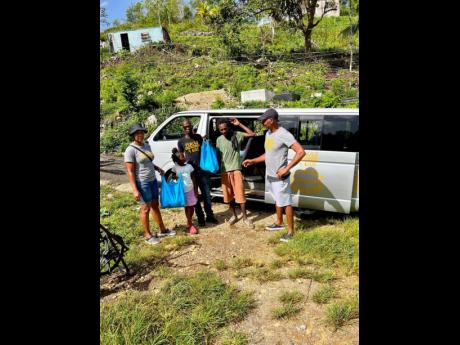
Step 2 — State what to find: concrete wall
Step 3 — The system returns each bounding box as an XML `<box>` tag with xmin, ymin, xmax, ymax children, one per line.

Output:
<box><xmin>108</xmin><ymin>27</ymin><xmax>164</xmax><ymax>53</ymax></box>
<box><xmin>315</xmin><ymin>0</ymin><xmax>340</xmax><ymax>17</ymax></box>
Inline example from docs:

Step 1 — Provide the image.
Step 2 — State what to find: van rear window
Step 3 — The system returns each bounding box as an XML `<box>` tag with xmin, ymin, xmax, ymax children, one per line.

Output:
<box><xmin>321</xmin><ymin>116</ymin><xmax>358</xmax><ymax>152</ymax></box>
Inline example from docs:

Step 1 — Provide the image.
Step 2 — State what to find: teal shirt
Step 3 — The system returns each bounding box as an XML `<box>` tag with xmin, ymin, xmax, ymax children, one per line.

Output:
<box><xmin>216</xmin><ymin>131</ymin><xmax>245</xmax><ymax>173</ymax></box>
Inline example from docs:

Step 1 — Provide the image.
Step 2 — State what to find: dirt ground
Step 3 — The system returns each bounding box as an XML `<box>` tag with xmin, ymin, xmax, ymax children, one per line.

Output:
<box><xmin>100</xmin><ymin>154</ymin><xmax>358</xmax><ymax>345</ymax></box>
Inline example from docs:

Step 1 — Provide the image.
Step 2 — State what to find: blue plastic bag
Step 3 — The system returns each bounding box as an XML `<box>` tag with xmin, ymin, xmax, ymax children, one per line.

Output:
<box><xmin>200</xmin><ymin>140</ymin><xmax>219</xmax><ymax>173</ymax></box>
<box><xmin>160</xmin><ymin>174</ymin><xmax>185</xmax><ymax>208</ymax></box>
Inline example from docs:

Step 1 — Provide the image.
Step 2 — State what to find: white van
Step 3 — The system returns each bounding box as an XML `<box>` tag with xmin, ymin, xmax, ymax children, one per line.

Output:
<box><xmin>147</xmin><ymin>108</ymin><xmax>359</xmax><ymax>214</ymax></box>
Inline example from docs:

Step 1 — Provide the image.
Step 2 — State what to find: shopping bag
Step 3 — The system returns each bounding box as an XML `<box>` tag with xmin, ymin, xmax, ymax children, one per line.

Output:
<box><xmin>199</xmin><ymin>140</ymin><xmax>219</xmax><ymax>173</ymax></box>
<box><xmin>160</xmin><ymin>174</ymin><xmax>185</xmax><ymax>208</ymax></box>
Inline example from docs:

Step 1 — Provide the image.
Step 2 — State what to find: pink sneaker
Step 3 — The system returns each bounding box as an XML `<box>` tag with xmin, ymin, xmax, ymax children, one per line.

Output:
<box><xmin>189</xmin><ymin>224</ymin><xmax>199</xmax><ymax>235</ymax></box>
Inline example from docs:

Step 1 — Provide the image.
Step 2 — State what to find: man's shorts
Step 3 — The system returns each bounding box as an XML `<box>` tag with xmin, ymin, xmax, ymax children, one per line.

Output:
<box><xmin>267</xmin><ymin>176</ymin><xmax>292</xmax><ymax>207</ymax></box>
<box><xmin>136</xmin><ymin>179</ymin><xmax>159</xmax><ymax>204</ymax></box>
<box><xmin>185</xmin><ymin>190</ymin><xmax>197</xmax><ymax>207</ymax></box>
<box><xmin>221</xmin><ymin>170</ymin><xmax>246</xmax><ymax>204</ymax></box>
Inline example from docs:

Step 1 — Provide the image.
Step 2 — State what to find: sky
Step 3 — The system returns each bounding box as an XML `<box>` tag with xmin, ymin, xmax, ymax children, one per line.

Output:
<box><xmin>100</xmin><ymin>0</ymin><xmax>191</xmax><ymax>31</ymax></box>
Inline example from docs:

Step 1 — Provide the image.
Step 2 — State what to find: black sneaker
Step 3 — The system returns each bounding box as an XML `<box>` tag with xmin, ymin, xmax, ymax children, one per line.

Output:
<box><xmin>198</xmin><ymin>218</ymin><xmax>206</xmax><ymax>226</ymax></box>
<box><xmin>206</xmin><ymin>216</ymin><xmax>219</xmax><ymax>224</ymax></box>
<box><xmin>280</xmin><ymin>233</ymin><xmax>293</xmax><ymax>242</ymax></box>
<box><xmin>266</xmin><ymin>223</ymin><xmax>285</xmax><ymax>231</ymax></box>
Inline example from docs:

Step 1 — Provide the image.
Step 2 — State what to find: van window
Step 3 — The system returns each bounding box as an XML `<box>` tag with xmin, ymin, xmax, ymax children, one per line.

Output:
<box><xmin>278</xmin><ymin>116</ymin><xmax>298</xmax><ymax>137</ymax></box>
<box><xmin>209</xmin><ymin>117</ymin><xmax>258</xmax><ymax>143</ymax></box>
<box><xmin>155</xmin><ymin>116</ymin><xmax>200</xmax><ymax>141</ymax></box>
<box><xmin>321</xmin><ymin>116</ymin><xmax>358</xmax><ymax>152</ymax></box>
<box><xmin>299</xmin><ymin>120</ymin><xmax>322</xmax><ymax>149</ymax></box>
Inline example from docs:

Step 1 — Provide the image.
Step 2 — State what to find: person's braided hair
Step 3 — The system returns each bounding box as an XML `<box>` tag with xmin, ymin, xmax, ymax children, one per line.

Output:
<box><xmin>171</xmin><ymin>147</ymin><xmax>181</xmax><ymax>164</ymax></box>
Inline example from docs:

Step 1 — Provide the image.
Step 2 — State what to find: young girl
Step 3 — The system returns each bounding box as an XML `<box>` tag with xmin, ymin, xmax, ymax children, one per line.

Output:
<box><xmin>171</xmin><ymin>148</ymin><xmax>199</xmax><ymax>235</ymax></box>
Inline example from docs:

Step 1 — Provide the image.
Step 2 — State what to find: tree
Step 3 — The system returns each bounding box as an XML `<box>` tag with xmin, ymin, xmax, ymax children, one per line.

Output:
<box><xmin>340</xmin><ymin>0</ymin><xmax>359</xmax><ymax>36</ymax></box>
<box><xmin>112</xmin><ymin>19</ymin><xmax>122</xmax><ymax>28</ymax></box>
<box><xmin>250</xmin><ymin>0</ymin><xmax>338</xmax><ymax>54</ymax></box>
<box><xmin>100</xmin><ymin>7</ymin><xmax>109</xmax><ymax>27</ymax></box>
<box><xmin>207</xmin><ymin>1</ymin><xmax>251</xmax><ymax>58</ymax></box>
<box><xmin>126</xmin><ymin>2</ymin><xmax>146</xmax><ymax>24</ymax></box>
<box><xmin>195</xmin><ymin>1</ymin><xmax>219</xmax><ymax>24</ymax></box>
<box><xmin>183</xmin><ymin>5</ymin><xmax>193</xmax><ymax>19</ymax></box>
<box><xmin>143</xmin><ymin>0</ymin><xmax>183</xmax><ymax>27</ymax></box>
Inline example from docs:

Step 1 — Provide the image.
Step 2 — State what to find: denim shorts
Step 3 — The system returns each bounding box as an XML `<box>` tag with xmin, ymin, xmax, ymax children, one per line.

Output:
<box><xmin>136</xmin><ymin>179</ymin><xmax>159</xmax><ymax>204</ymax></box>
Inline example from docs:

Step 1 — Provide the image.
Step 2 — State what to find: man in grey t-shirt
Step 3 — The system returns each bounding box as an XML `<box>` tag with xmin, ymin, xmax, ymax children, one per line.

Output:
<box><xmin>243</xmin><ymin>109</ymin><xmax>306</xmax><ymax>242</ymax></box>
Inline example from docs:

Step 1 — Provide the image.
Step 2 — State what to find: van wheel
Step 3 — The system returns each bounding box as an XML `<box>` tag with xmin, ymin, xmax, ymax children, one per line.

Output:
<box><xmin>294</xmin><ymin>209</ymin><xmax>316</xmax><ymax>219</ymax></box>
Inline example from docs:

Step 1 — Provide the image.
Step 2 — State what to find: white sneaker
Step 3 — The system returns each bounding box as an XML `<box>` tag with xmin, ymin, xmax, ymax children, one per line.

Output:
<box><xmin>157</xmin><ymin>229</ymin><xmax>176</xmax><ymax>238</ymax></box>
<box><xmin>145</xmin><ymin>236</ymin><xmax>160</xmax><ymax>245</ymax></box>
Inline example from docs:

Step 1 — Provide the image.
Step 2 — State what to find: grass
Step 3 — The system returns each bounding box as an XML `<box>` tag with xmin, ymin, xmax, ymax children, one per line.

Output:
<box><xmin>100</xmin><ymin>185</ymin><xmax>197</xmax><ymax>272</ymax></box>
<box><xmin>215</xmin><ymin>259</ymin><xmax>228</xmax><ymax>271</ymax></box>
<box><xmin>272</xmin><ymin>290</ymin><xmax>305</xmax><ymax>320</ymax></box>
<box><xmin>275</xmin><ymin>217</ymin><xmax>359</xmax><ymax>275</ymax></box>
<box><xmin>272</xmin><ymin>304</ymin><xmax>303</xmax><ymax>320</ymax></box>
<box><xmin>231</xmin><ymin>257</ymin><xmax>253</xmax><ymax>270</ymax></box>
<box><xmin>325</xmin><ymin>295</ymin><xmax>359</xmax><ymax>330</ymax></box>
<box><xmin>269</xmin><ymin>258</ymin><xmax>288</xmax><ymax>269</ymax></box>
<box><xmin>216</xmin><ymin>330</ymin><xmax>249</xmax><ymax>345</ymax></box>
<box><xmin>250</xmin><ymin>268</ymin><xmax>283</xmax><ymax>283</ymax></box>
<box><xmin>234</xmin><ymin>267</ymin><xmax>284</xmax><ymax>283</ymax></box>
<box><xmin>312</xmin><ymin>284</ymin><xmax>337</xmax><ymax>304</ymax></box>
<box><xmin>279</xmin><ymin>291</ymin><xmax>304</xmax><ymax>304</ymax></box>
<box><xmin>100</xmin><ymin>272</ymin><xmax>255</xmax><ymax>345</ymax></box>
<box><xmin>287</xmin><ymin>268</ymin><xmax>335</xmax><ymax>283</ymax></box>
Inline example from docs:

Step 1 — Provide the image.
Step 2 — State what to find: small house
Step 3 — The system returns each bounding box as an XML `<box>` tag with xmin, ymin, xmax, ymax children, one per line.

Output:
<box><xmin>107</xmin><ymin>26</ymin><xmax>170</xmax><ymax>53</ymax></box>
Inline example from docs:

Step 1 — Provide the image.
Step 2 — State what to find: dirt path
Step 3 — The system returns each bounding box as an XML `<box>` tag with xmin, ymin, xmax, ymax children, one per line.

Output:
<box><xmin>161</xmin><ymin>204</ymin><xmax>358</xmax><ymax>345</ymax></box>
<box><xmin>100</xmin><ymin>154</ymin><xmax>358</xmax><ymax>345</ymax></box>
<box><xmin>100</xmin><ymin>153</ymin><xmax>127</xmax><ymax>185</ymax></box>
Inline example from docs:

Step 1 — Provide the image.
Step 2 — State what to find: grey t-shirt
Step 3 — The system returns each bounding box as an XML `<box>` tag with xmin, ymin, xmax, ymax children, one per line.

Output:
<box><xmin>124</xmin><ymin>143</ymin><xmax>156</xmax><ymax>182</ymax></box>
<box><xmin>264</xmin><ymin>127</ymin><xmax>297</xmax><ymax>179</ymax></box>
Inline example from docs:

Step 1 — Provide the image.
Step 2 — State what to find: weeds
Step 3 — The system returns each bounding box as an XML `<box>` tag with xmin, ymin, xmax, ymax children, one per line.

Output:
<box><xmin>231</xmin><ymin>257</ymin><xmax>253</xmax><ymax>270</ymax></box>
<box><xmin>287</xmin><ymin>268</ymin><xmax>335</xmax><ymax>283</ymax></box>
<box><xmin>217</xmin><ymin>330</ymin><xmax>249</xmax><ymax>345</ymax></box>
<box><xmin>312</xmin><ymin>284</ymin><xmax>337</xmax><ymax>304</ymax></box>
<box><xmin>272</xmin><ymin>290</ymin><xmax>304</xmax><ymax>320</ymax></box>
<box><xmin>215</xmin><ymin>259</ymin><xmax>228</xmax><ymax>271</ymax></box>
<box><xmin>279</xmin><ymin>291</ymin><xmax>304</xmax><ymax>304</ymax></box>
<box><xmin>325</xmin><ymin>295</ymin><xmax>359</xmax><ymax>330</ymax></box>
<box><xmin>275</xmin><ymin>218</ymin><xmax>359</xmax><ymax>275</ymax></box>
<box><xmin>100</xmin><ymin>272</ymin><xmax>255</xmax><ymax>345</ymax></box>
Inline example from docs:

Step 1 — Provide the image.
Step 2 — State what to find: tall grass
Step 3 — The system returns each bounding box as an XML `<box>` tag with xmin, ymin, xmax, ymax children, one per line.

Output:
<box><xmin>100</xmin><ymin>272</ymin><xmax>255</xmax><ymax>345</ymax></box>
<box><xmin>275</xmin><ymin>218</ymin><xmax>359</xmax><ymax>275</ymax></box>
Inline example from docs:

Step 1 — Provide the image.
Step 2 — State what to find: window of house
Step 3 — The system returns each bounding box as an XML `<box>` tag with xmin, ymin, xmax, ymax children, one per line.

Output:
<box><xmin>141</xmin><ymin>32</ymin><xmax>152</xmax><ymax>43</ymax></box>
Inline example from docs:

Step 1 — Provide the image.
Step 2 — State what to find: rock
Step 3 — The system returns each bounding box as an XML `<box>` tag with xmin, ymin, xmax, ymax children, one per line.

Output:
<box><xmin>312</xmin><ymin>92</ymin><xmax>323</xmax><ymax>98</ymax></box>
<box><xmin>146</xmin><ymin>114</ymin><xmax>158</xmax><ymax>126</ymax></box>
<box><xmin>100</xmin><ymin>179</ymin><xmax>110</xmax><ymax>186</ymax></box>
<box><xmin>175</xmin><ymin>89</ymin><xmax>236</xmax><ymax>110</ymax></box>
<box><xmin>115</xmin><ymin>183</ymin><xmax>132</xmax><ymax>193</ymax></box>
<box><xmin>296</xmin><ymin>324</ymin><xmax>307</xmax><ymax>332</ymax></box>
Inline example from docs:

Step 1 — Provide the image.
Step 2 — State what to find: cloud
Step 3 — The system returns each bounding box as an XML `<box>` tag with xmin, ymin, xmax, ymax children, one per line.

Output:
<box><xmin>100</xmin><ymin>1</ymin><xmax>108</xmax><ymax>7</ymax></box>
